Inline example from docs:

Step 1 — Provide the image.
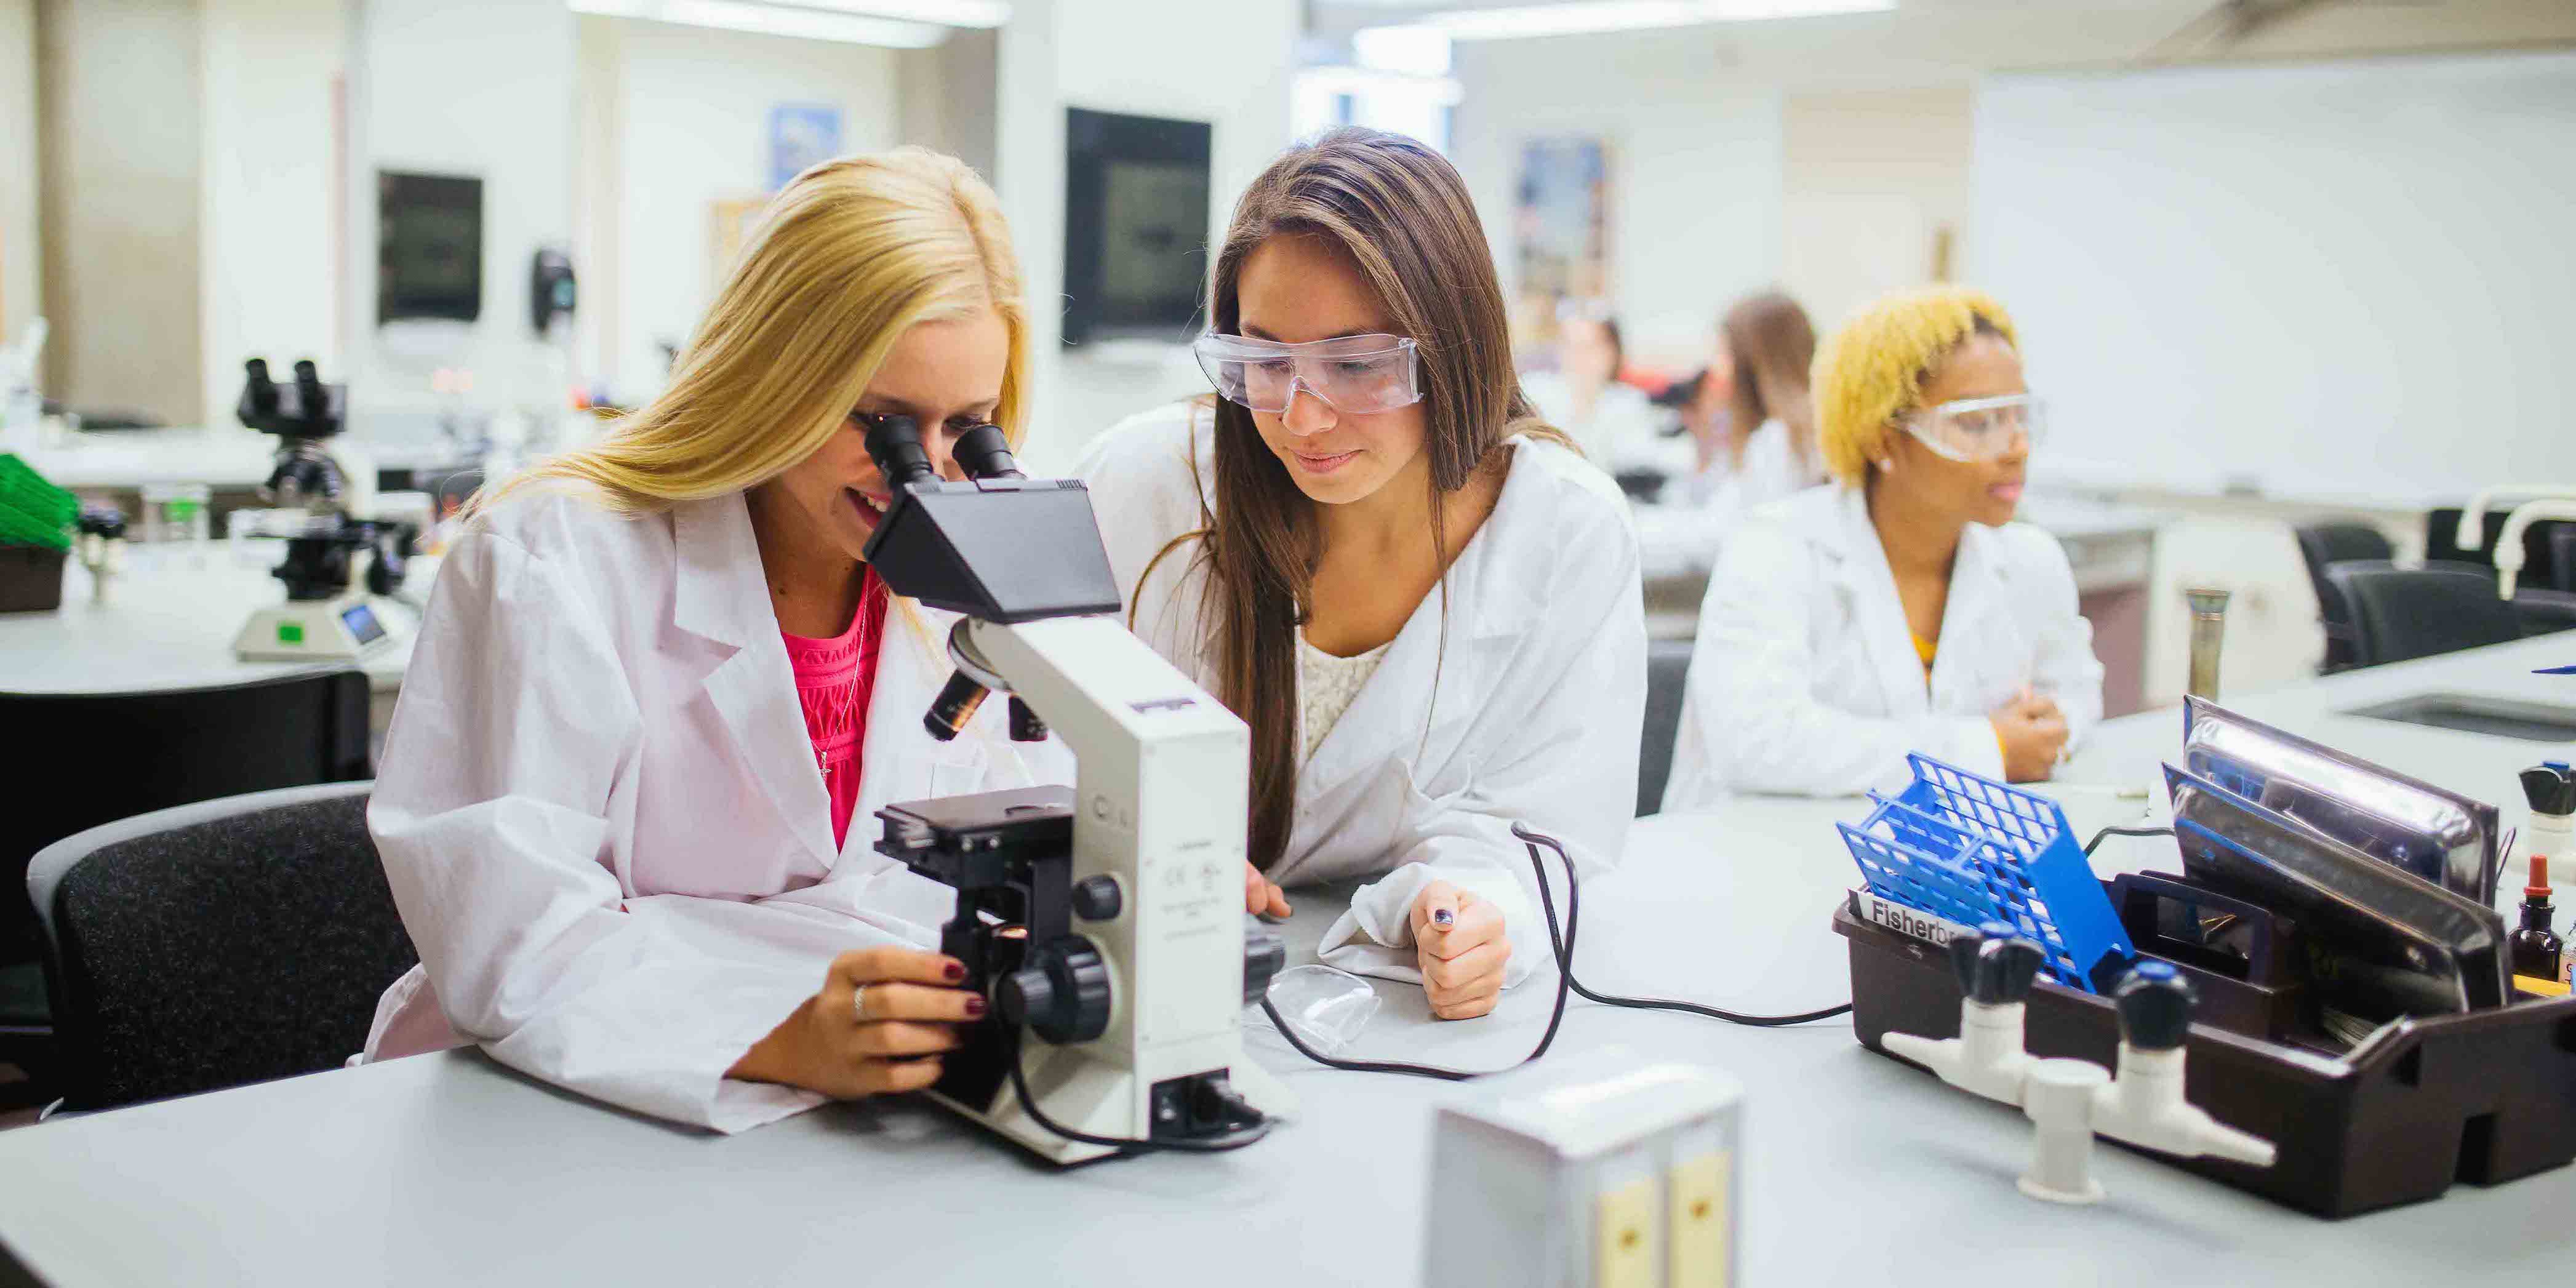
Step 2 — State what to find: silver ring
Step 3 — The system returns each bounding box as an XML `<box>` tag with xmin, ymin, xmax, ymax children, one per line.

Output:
<box><xmin>851</xmin><ymin>983</ymin><xmax>869</xmax><ymax>1024</ymax></box>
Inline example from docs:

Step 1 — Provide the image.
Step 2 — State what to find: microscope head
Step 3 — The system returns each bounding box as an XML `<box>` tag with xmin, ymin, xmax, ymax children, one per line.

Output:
<box><xmin>238</xmin><ymin>356</ymin><xmax>346</xmax><ymax>441</ymax></box>
<box><xmin>857</xmin><ymin>414</ymin><xmax>1120</xmax><ymax>625</ymax></box>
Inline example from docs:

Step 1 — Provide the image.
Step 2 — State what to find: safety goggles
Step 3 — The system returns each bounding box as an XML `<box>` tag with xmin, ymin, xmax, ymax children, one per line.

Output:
<box><xmin>1192</xmin><ymin>332</ymin><xmax>1424</xmax><ymax>415</ymax></box>
<box><xmin>1900</xmin><ymin>393</ymin><xmax>2046</xmax><ymax>463</ymax></box>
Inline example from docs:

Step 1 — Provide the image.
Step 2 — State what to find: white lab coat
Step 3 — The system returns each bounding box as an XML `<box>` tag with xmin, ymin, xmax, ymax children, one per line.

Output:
<box><xmin>1662</xmin><ymin>484</ymin><xmax>2103</xmax><ymax>807</ymax></box>
<box><xmin>1521</xmin><ymin>372</ymin><xmax>1681</xmax><ymax>476</ymax></box>
<box><xmin>1632</xmin><ymin>419</ymin><xmax>1820</xmax><ymax>582</ymax></box>
<box><xmin>362</xmin><ymin>485</ymin><xmax>1068</xmax><ymax>1133</ymax></box>
<box><xmin>1074</xmin><ymin>402</ymin><xmax>1646</xmax><ymax>990</ymax></box>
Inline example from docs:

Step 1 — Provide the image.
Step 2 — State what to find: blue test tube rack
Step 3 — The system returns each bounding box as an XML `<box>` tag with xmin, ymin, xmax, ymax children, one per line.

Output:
<box><xmin>1836</xmin><ymin>753</ymin><xmax>2136</xmax><ymax>993</ymax></box>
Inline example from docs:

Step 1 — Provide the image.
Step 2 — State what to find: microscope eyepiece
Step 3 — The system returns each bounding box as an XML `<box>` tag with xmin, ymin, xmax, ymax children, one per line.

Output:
<box><xmin>292</xmin><ymin>359</ymin><xmax>329</xmax><ymax>428</ymax></box>
<box><xmin>952</xmin><ymin>423</ymin><xmax>1025</xmax><ymax>481</ymax></box>
<box><xmin>244</xmin><ymin>359</ymin><xmax>279</xmax><ymax>414</ymax></box>
<box><xmin>861</xmin><ymin>414</ymin><xmax>939</xmax><ymax>491</ymax></box>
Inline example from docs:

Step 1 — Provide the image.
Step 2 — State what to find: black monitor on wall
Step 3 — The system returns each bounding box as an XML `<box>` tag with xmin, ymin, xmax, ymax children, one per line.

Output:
<box><xmin>1062</xmin><ymin>108</ymin><xmax>1212</xmax><ymax>347</ymax></box>
<box><xmin>377</xmin><ymin>170</ymin><xmax>483</xmax><ymax>326</ymax></box>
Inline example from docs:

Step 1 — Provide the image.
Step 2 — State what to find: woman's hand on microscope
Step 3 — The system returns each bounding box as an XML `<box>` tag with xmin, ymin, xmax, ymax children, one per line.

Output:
<box><xmin>1244</xmin><ymin>861</ymin><xmax>1291</xmax><ymax>918</ymax></box>
<box><xmin>727</xmin><ymin>946</ymin><xmax>983</xmax><ymax>1098</ymax></box>
<box><xmin>1412</xmin><ymin>882</ymin><xmax>1507</xmax><ymax>1020</ymax></box>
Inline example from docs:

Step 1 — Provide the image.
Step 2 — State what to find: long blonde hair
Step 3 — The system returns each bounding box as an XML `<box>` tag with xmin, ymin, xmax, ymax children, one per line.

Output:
<box><xmin>487</xmin><ymin>147</ymin><xmax>1030</xmax><ymax>515</ymax></box>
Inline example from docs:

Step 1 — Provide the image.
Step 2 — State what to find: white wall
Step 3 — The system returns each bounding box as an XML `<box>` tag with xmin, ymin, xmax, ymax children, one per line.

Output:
<box><xmin>604</xmin><ymin>18</ymin><xmax>903</xmax><ymax>396</ymax></box>
<box><xmin>345</xmin><ymin>0</ymin><xmax>576</xmax><ymax>434</ymax></box>
<box><xmin>0</xmin><ymin>0</ymin><xmax>39</xmax><ymax>347</ymax></box>
<box><xmin>1451</xmin><ymin>33</ymin><xmax>1783</xmax><ymax>370</ymax></box>
<box><xmin>1972</xmin><ymin>51</ymin><xmax>2576</xmax><ymax>507</ymax></box>
<box><xmin>1780</xmin><ymin>86</ymin><xmax>1970</xmax><ymax>335</ymax></box>
<box><xmin>996</xmin><ymin>0</ymin><xmax>1300</xmax><ymax>464</ymax></box>
<box><xmin>199</xmin><ymin>0</ymin><xmax>342</xmax><ymax>428</ymax></box>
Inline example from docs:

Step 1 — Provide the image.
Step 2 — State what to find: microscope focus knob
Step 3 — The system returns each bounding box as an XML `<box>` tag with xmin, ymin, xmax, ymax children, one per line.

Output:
<box><xmin>1242</xmin><ymin>923</ymin><xmax>1287</xmax><ymax>1007</ymax></box>
<box><xmin>999</xmin><ymin>935</ymin><xmax>1111</xmax><ymax>1046</ymax></box>
<box><xmin>1071</xmin><ymin>874</ymin><xmax>1122</xmax><ymax>922</ymax></box>
<box><xmin>2113</xmin><ymin>959</ymin><xmax>2197</xmax><ymax>1051</ymax></box>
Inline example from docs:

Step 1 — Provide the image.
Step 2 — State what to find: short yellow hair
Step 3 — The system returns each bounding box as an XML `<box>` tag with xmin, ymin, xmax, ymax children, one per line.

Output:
<box><xmin>1813</xmin><ymin>285</ymin><xmax>2018</xmax><ymax>486</ymax></box>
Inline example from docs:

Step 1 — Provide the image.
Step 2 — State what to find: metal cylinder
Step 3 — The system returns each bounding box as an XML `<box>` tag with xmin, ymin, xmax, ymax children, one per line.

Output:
<box><xmin>2183</xmin><ymin>587</ymin><xmax>2231</xmax><ymax>702</ymax></box>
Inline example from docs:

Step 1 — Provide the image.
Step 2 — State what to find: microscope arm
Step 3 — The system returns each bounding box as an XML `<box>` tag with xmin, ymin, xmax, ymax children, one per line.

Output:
<box><xmin>2495</xmin><ymin>499</ymin><xmax>2576</xmax><ymax>599</ymax></box>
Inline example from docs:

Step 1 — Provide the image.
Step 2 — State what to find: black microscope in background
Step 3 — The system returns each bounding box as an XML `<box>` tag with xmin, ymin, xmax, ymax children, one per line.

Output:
<box><xmin>230</xmin><ymin>358</ymin><xmax>417</xmax><ymax>659</ymax></box>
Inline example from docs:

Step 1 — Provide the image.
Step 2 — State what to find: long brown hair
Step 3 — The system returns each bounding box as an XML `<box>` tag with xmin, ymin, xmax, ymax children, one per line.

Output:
<box><xmin>1721</xmin><ymin>290</ymin><xmax>1818</xmax><ymax>473</ymax></box>
<box><xmin>1142</xmin><ymin>127</ymin><xmax>1562</xmax><ymax>870</ymax></box>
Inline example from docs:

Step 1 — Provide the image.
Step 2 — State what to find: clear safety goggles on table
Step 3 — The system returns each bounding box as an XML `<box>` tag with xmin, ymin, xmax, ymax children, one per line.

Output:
<box><xmin>1901</xmin><ymin>392</ymin><xmax>2047</xmax><ymax>463</ymax></box>
<box><xmin>1191</xmin><ymin>332</ymin><xmax>1425</xmax><ymax>415</ymax></box>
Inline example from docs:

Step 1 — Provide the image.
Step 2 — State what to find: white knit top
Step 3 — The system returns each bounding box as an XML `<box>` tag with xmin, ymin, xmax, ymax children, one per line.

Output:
<box><xmin>1297</xmin><ymin>631</ymin><xmax>1392</xmax><ymax>764</ymax></box>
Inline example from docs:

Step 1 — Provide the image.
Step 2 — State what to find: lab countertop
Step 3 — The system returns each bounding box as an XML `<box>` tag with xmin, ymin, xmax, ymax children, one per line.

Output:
<box><xmin>0</xmin><ymin>636</ymin><xmax>2566</xmax><ymax>1286</ymax></box>
<box><xmin>0</xmin><ymin>552</ymin><xmax>433</xmax><ymax>695</ymax></box>
<box><xmin>18</xmin><ymin>428</ymin><xmax>282</xmax><ymax>490</ymax></box>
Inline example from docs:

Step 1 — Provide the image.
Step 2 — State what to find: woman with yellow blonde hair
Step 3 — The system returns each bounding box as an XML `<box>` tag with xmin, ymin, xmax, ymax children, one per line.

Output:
<box><xmin>1662</xmin><ymin>285</ymin><xmax>2102</xmax><ymax>806</ymax></box>
<box><xmin>359</xmin><ymin>149</ymin><xmax>1068</xmax><ymax>1133</ymax></box>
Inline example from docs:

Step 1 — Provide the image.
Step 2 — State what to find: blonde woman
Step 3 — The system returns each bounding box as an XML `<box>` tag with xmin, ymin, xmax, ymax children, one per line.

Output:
<box><xmin>1662</xmin><ymin>286</ymin><xmax>2102</xmax><ymax>806</ymax></box>
<box><xmin>1078</xmin><ymin>130</ymin><xmax>1644</xmax><ymax>1021</ymax></box>
<box><xmin>360</xmin><ymin>150</ymin><xmax>1066</xmax><ymax>1133</ymax></box>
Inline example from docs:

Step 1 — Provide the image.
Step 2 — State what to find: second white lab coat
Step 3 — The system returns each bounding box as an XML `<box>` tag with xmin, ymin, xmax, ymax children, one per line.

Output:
<box><xmin>362</xmin><ymin>486</ymin><xmax>1068</xmax><ymax>1133</ymax></box>
<box><xmin>1074</xmin><ymin>402</ymin><xmax>1646</xmax><ymax>990</ymax></box>
<box><xmin>1662</xmin><ymin>483</ymin><xmax>2103</xmax><ymax>807</ymax></box>
<box><xmin>1633</xmin><ymin>419</ymin><xmax>1822</xmax><ymax>582</ymax></box>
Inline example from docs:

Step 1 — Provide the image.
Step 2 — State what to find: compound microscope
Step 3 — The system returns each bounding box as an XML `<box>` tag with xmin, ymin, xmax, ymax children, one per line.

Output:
<box><xmin>857</xmin><ymin>415</ymin><xmax>1295</xmax><ymax>1164</ymax></box>
<box><xmin>230</xmin><ymin>358</ymin><xmax>418</xmax><ymax>661</ymax></box>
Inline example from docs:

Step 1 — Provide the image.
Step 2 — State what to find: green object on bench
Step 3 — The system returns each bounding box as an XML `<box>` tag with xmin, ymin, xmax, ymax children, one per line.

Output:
<box><xmin>0</xmin><ymin>454</ymin><xmax>75</xmax><ymax>551</ymax></box>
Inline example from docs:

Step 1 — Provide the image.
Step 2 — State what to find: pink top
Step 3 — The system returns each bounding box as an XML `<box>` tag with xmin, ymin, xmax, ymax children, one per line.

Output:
<box><xmin>780</xmin><ymin>570</ymin><xmax>889</xmax><ymax>849</ymax></box>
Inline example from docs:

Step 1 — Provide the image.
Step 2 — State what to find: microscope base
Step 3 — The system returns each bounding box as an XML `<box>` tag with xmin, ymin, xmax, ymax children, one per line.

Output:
<box><xmin>234</xmin><ymin>595</ymin><xmax>396</xmax><ymax>661</ymax></box>
<box><xmin>937</xmin><ymin>1039</ymin><xmax>1300</xmax><ymax>1165</ymax></box>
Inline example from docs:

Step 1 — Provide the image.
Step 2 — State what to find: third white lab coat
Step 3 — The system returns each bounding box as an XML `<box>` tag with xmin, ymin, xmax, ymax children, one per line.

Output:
<box><xmin>362</xmin><ymin>486</ymin><xmax>1067</xmax><ymax>1133</ymax></box>
<box><xmin>1662</xmin><ymin>484</ymin><xmax>2103</xmax><ymax>807</ymax></box>
<box><xmin>1074</xmin><ymin>402</ymin><xmax>1646</xmax><ymax>990</ymax></box>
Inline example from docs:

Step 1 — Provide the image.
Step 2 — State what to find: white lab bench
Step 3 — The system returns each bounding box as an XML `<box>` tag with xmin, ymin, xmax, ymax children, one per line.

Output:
<box><xmin>0</xmin><ymin>635</ymin><xmax>2566</xmax><ymax>1287</ymax></box>
<box><xmin>0</xmin><ymin>554</ymin><xmax>434</xmax><ymax>748</ymax></box>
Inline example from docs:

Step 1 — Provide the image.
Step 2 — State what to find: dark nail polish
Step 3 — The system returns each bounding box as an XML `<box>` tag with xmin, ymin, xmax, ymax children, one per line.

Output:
<box><xmin>965</xmin><ymin>997</ymin><xmax>987</xmax><ymax>1017</ymax></box>
<box><xmin>943</xmin><ymin>961</ymin><xmax>966</xmax><ymax>982</ymax></box>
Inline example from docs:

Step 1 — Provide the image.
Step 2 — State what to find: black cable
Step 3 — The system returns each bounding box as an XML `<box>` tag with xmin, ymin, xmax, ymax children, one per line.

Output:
<box><xmin>1519</xmin><ymin>826</ymin><xmax>1854</xmax><ymax>1028</ymax></box>
<box><xmin>2084</xmin><ymin>825</ymin><xmax>2174</xmax><ymax>858</ymax></box>
<box><xmin>1257</xmin><ymin>823</ymin><xmax>1848</xmax><ymax>1084</ymax></box>
<box><xmin>1001</xmin><ymin>1028</ymin><xmax>1273</xmax><ymax>1154</ymax></box>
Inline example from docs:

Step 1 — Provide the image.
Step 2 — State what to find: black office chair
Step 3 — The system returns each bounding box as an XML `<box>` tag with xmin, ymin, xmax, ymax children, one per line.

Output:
<box><xmin>1638</xmin><ymin>638</ymin><xmax>1695</xmax><ymax>817</ymax></box>
<box><xmin>2426</xmin><ymin>506</ymin><xmax>2575</xmax><ymax>586</ymax></box>
<box><xmin>2322</xmin><ymin>561</ymin><xmax>2527</xmax><ymax>668</ymax></box>
<box><xmin>2554</xmin><ymin>527</ymin><xmax>2576</xmax><ymax>594</ymax></box>
<box><xmin>0</xmin><ymin>671</ymin><xmax>373</xmax><ymax>1095</ymax></box>
<box><xmin>26</xmin><ymin>782</ymin><xmax>414</xmax><ymax>1112</ymax></box>
<box><xmin>2292</xmin><ymin>522</ymin><xmax>2394</xmax><ymax>673</ymax></box>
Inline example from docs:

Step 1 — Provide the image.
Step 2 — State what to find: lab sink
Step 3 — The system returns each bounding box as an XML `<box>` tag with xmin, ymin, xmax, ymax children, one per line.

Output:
<box><xmin>2342</xmin><ymin>693</ymin><xmax>2576</xmax><ymax>743</ymax></box>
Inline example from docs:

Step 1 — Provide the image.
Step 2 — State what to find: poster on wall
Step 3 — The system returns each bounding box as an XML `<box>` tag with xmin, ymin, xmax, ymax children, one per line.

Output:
<box><xmin>1511</xmin><ymin>137</ymin><xmax>1612</xmax><ymax>354</ymax></box>
<box><xmin>767</xmin><ymin>103</ymin><xmax>844</xmax><ymax>190</ymax></box>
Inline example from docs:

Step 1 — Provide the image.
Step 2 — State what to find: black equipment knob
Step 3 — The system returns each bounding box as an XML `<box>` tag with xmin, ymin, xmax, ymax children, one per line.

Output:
<box><xmin>998</xmin><ymin>935</ymin><xmax>1111</xmax><ymax>1045</ymax></box>
<box><xmin>1008</xmin><ymin>695</ymin><xmax>1047</xmax><ymax>742</ymax></box>
<box><xmin>291</xmin><ymin>359</ymin><xmax>329</xmax><ymax>429</ymax></box>
<box><xmin>1071</xmin><ymin>874</ymin><xmax>1122</xmax><ymax>922</ymax></box>
<box><xmin>2113</xmin><ymin>959</ymin><xmax>2196</xmax><ymax>1051</ymax></box>
<box><xmin>922</xmin><ymin>670</ymin><xmax>989</xmax><ymax>743</ymax></box>
<box><xmin>951</xmin><ymin>422</ymin><xmax>1025</xmax><ymax>480</ymax></box>
<box><xmin>1242</xmin><ymin>923</ymin><xmax>1287</xmax><ymax>1006</ymax></box>
<box><xmin>860</xmin><ymin>414</ymin><xmax>937</xmax><ymax>491</ymax></box>
<box><xmin>1948</xmin><ymin>920</ymin><xmax>2044</xmax><ymax>1006</ymax></box>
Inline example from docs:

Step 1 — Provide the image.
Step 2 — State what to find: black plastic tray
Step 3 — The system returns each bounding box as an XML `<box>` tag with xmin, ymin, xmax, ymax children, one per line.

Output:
<box><xmin>1835</xmin><ymin>888</ymin><xmax>2576</xmax><ymax>1218</ymax></box>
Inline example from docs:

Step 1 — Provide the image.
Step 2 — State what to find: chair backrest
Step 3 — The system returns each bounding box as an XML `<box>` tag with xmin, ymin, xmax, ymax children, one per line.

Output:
<box><xmin>2292</xmin><ymin>522</ymin><xmax>2394</xmax><ymax>673</ymax></box>
<box><xmin>0</xmin><ymin>670</ymin><xmax>372</xmax><ymax>967</ymax></box>
<box><xmin>1638</xmin><ymin>638</ymin><xmax>1695</xmax><ymax>816</ymax></box>
<box><xmin>2324</xmin><ymin>561</ymin><xmax>2525</xmax><ymax>668</ymax></box>
<box><xmin>26</xmin><ymin>782</ymin><xmax>414</xmax><ymax>1111</ymax></box>
<box><xmin>2554</xmin><ymin>527</ymin><xmax>2576</xmax><ymax>594</ymax></box>
<box><xmin>2427</xmin><ymin>507</ymin><xmax>2576</xmax><ymax>586</ymax></box>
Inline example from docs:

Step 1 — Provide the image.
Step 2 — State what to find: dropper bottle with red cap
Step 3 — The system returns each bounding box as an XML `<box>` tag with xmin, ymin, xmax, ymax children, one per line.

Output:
<box><xmin>2510</xmin><ymin>855</ymin><xmax>2564</xmax><ymax>985</ymax></box>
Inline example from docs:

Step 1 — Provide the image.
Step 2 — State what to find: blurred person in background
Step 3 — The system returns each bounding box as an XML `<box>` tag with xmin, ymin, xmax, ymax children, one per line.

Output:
<box><xmin>1632</xmin><ymin>290</ymin><xmax>1823</xmax><ymax>579</ymax></box>
<box><xmin>1521</xmin><ymin>302</ymin><xmax>1669</xmax><ymax>475</ymax></box>
<box><xmin>1662</xmin><ymin>284</ymin><xmax>2101</xmax><ymax>804</ymax></box>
